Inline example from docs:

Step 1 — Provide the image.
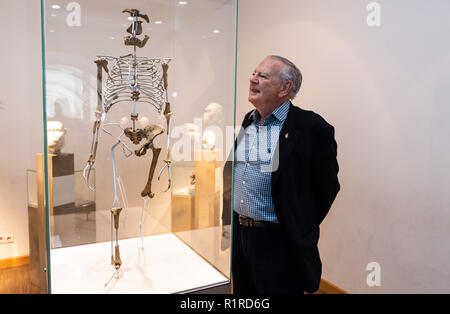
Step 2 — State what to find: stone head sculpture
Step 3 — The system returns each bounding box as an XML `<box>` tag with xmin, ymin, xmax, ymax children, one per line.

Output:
<box><xmin>47</xmin><ymin>121</ymin><xmax>66</xmax><ymax>154</ymax></box>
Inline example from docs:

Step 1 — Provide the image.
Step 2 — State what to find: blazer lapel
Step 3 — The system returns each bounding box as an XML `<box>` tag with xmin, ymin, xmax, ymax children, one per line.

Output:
<box><xmin>272</xmin><ymin>103</ymin><xmax>298</xmax><ymax>186</ymax></box>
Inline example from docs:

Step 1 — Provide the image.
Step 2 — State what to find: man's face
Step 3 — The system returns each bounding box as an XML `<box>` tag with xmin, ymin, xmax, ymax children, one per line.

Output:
<box><xmin>248</xmin><ymin>57</ymin><xmax>285</xmax><ymax>108</ymax></box>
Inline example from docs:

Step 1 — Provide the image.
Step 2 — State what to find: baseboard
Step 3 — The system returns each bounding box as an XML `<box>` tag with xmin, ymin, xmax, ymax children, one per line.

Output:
<box><xmin>0</xmin><ymin>257</ymin><xmax>346</xmax><ymax>294</ymax></box>
<box><xmin>320</xmin><ymin>278</ymin><xmax>348</xmax><ymax>294</ymax></box>
<box><xmin>0</xmin><ymin>255</ymin><xmax>30</xmax><ymax>270</ymax></box>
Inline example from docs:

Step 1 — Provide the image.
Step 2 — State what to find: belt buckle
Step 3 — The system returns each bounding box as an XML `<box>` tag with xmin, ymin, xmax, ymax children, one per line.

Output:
<box><xmin>239</xmin><ymin>215</ymin><xmax>254</xmax><ymax>228</ymax></box>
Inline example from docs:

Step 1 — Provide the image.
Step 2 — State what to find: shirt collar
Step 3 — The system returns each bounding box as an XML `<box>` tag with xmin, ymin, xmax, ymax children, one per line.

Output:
<box><xmin>251</xmin><ymin>101</ymin><xmax>291</xmax><ymax>125</ymax></box>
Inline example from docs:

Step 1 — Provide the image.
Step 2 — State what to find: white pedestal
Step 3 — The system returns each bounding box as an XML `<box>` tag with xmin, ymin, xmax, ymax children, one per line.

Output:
<box><xmin>50</xmin><ymin>233</ymin><xmax>228</xmax><ymax>294</ymax></box>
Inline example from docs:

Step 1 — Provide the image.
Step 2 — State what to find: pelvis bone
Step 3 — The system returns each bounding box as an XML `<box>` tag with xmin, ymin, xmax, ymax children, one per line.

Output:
<box><xmin>125</xmin><ymin>124</ymin><xmax>164</xmax><ymax>198</ymax></box>
<box><xmin>124</xmin><ymin>128</ymin><xmax>146</xmax><ymax>145</ymax></box>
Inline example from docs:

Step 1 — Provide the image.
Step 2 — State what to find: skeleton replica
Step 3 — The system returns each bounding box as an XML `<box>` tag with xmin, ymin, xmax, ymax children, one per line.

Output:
<box><xmin>83</xmin><ymin>8</ymin><xmax>173</xmax><ymax>276</ymax></box>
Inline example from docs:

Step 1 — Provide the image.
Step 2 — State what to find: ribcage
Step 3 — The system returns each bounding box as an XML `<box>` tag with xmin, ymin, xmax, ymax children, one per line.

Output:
<box><xmin>100</xmin><ymin>56</ymin><xmax>170</xmax><ymax>114</ymax></box>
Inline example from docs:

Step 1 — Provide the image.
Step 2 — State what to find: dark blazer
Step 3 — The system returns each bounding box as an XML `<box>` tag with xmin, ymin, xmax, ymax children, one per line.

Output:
<box><xmin>223</xmin><ymin>102</ymin><xmax>340</xmax><ymax>293</ymax></box>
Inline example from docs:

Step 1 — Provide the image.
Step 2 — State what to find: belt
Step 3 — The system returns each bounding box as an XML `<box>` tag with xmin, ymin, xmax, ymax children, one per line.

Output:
<box><xmin>238</xmin><ymin>214</ymin><xmax>279</xmax><ymax>228</ymax></box>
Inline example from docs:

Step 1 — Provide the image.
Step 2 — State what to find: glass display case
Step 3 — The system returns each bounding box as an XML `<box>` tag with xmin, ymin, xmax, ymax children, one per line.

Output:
<box><xmin>27</xmin><ymin>168</ymin><xmax>96</xmax><ymax>248</ymax></box>
<box><xmin>36</xmin><ymin>0</ymin><xmax>237</xmax><ymax>293</ymax></box>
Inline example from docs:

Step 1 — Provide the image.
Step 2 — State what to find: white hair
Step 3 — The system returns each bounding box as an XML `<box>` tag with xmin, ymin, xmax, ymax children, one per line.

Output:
<box><xmin>269</xmin><ymin>55</ymin><xmax>302</xmax><ymax>100</ymax></box>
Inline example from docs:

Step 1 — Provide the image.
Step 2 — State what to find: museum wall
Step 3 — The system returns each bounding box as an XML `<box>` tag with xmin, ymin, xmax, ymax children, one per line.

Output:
<box><xmin>0</xmin><ymin>0</ymin><xmax>43</xmax><ymax>260</ymax></box>
<box><xmin>236</xmin><ymin>0</ymin><xmax>450</xmax><ymax>293</ymax></box>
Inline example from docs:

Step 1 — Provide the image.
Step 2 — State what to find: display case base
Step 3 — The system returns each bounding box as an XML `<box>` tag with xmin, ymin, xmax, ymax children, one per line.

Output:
<box><xmin>50</xmin><ymin>233</ymin><xmax>228</xmax><ymax>294</ymax></box>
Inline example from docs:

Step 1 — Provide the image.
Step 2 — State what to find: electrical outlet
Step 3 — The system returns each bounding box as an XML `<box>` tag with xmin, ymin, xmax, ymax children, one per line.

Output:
<box><xmin>0</xmin><ymin>234</ymin><xmax>15</xmax><ymax>244</ymax></box>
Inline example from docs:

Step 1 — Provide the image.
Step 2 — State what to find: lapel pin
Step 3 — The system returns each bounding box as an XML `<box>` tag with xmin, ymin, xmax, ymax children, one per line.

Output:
<box><xmin>285</xmin><ymin>133</ymin><xmax>289</xmax><ymax>139</ymax></box>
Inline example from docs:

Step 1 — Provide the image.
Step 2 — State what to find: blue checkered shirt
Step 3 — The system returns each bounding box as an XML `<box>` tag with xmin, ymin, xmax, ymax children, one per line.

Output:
<box><xmin>233</xmin><ymin>101</ymin><xmax>290</xmax><ymax>222</ymax></box>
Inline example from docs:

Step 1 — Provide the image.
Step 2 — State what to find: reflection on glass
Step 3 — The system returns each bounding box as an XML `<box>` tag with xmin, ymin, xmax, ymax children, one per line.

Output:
<box><xmin>42</xmin><ymin>0</ymin><xmax>236</xmax><ymax>294</ymax></box>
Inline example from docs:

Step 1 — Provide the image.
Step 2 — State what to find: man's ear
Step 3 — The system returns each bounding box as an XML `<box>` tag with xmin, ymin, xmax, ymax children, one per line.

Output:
<box><xmin>279</xmin><ymin>80</ymin><xmax>293</xmax><ymax>98</ymax></box>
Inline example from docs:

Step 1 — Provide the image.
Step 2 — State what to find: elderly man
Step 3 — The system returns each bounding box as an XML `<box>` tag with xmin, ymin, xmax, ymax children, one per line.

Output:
<box><xmin>229</xmin><ymin>55</ymin><xmax>340</xmax><ymax>294</ymax></box>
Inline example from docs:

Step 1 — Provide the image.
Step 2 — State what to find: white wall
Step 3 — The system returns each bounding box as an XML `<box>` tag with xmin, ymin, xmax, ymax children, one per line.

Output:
<box><xmin>0</xmin><ymin>0</ymin><xmax>43</xmax><ymax>260</ymax></box>
<box><xmin>237</xmin><ymin>0</ymin><xmax>450</xmax><ymax>293</ymax></box>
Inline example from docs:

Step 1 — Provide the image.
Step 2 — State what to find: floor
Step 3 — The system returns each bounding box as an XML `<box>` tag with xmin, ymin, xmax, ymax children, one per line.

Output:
<box><xmin>0</xmin><ymin>265</ymin><xmax>326</xmax><ymax>294</ymax></box>
<box><xmin>0</xmin><ymin>265</ymin><xmax>40</xmax><ymax>294</ymax></box>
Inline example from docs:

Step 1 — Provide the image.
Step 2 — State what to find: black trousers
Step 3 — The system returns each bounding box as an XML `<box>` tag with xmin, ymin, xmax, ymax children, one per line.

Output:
<box><xmin>231</xmin><ymin>212</ymin><xmax>304</xmax><ymax>294</ymax></box>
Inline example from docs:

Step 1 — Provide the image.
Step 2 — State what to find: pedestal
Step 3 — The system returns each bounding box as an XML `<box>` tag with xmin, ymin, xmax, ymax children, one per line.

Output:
<box><xmin>28</xmin><ymin>153</ymin><xmax>75</xmax><ymax>293</ymax></box>
<box><xmin>193</xmin><ymin>150</ymin><xmax>222</xmax><ymax>229</ymax></box>
<box><xmin>171</xmin><ymin>188</ymin><xmax>195</xmax><ymax>232</ymax></box>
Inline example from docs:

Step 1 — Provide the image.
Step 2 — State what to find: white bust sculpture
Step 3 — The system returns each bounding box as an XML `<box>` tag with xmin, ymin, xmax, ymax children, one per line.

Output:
<box><xmin>203</xmin><ymin>102</ymin><xmax>223</xmax><ymax>126</ymax></box>
<box><xmin>47</xmin><ymin>121</ymin><xmax>66</xmax><ymax>154</ymax></box>
<box><xmin>202</xmin><ymin>130</ymin><xmax>217</xmax><ymax>150</ymax></box>
<box><xmin>202</xmin><ymin>102</ymin><xmax>223</xmax><ymax>150</ymax></box>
